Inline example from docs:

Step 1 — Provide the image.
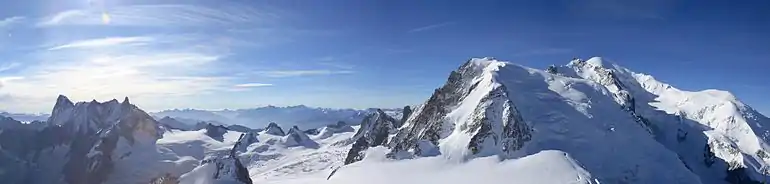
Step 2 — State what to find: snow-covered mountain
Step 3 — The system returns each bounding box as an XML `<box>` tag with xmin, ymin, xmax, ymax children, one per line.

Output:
<box><xmin>2</xmin><ymin>56</ymin><xmax>769</xmax><ymax>184</ymax></box>
<box><xmin>337</xmin><ymin>57</ymin><xmax>770</xmax><ymax>184</ymax></box>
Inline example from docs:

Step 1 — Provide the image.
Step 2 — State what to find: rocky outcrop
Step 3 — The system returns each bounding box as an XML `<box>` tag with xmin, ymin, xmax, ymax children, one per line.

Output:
<box><xmin>149</xmin><ymin>173</ymin><xmax>180</xmax><ymax>184</ymax></box>
<box><xmin>466</xmin><ymin>85</ymin><xmax>531</xmax><ymax>157</ymax></box>
<box><xmin>263</xmin><ymin>122</ymin><xmax>285</xmax><ymax>136</ymax></box>
<box><xmin>341</xmin><ymin>109</ymin><xmax>401</xmax><ymax>164</ymax></box>
<box><xmin>205</xmin><ymin>123</ymin><xmax>229</xmax><ymax>141</ymax></box>
<box><xmin>227</xmin><ymin>124</ymin><xmax>255</xmax><ymax>133</ymax></box>
<box><xmin>400</xmin><ymin>106</ymin><xmax>412</xmax><ymax>128</ymax></box>
<box><xmin>304</xmin><ymin>128</ymin><xmax>320</xmax><ymax>135</ymax></box>
<box><xmin>157</xmin><ymin>116</ymin><xmax>190</xmax><ymax>131</ymax></box>
<box><xmin>344</xmin><ymin>137</ymin><xmax>369</xmax><ymax>165</ymax></box>
<box><xmin>284</xmin><ymin>126</ymin><xmax>316</xmax><ymax>147</ymax></box>
<box><xmin>351</xmin><ymin>109</ymin><xmax>399</xmax><ymax>147</ymax></box>
<box><xmin>194</xmin><ymin>133</ymin><xmax>253</xmax><ymax>184</ymax></box>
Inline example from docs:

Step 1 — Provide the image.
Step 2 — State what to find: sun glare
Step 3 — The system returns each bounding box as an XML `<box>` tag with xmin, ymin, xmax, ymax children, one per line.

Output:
<box><xmin>101</xmin><ymin>12</ymin><xmax>111</xmax><ymax>24</ymax></box>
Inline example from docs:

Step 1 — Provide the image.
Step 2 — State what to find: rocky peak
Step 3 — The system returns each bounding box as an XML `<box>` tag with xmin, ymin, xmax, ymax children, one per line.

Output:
<box><xmin>43</xmin><ymin>95</ymin><xmax>163</xmax><ymax>184</ymax></box>
<box><xmin>196</xmin><ymin>134</ymin><xmax>253</xmax><ymax>184</ymax></box>
<box><xmin>388</xmin><ymin>58</ymin><xmax>503</xmax><ymax>157</ymax></box>
<box><xmin>341</xmin><ymin>109</ymin><xmax>402</xmax><ymax>165</ymax></box>
<box><xmin>234</xmin><ymin>131</ymin><xmax>259</xmax><ymax>152</ymax></box>
<box><xmin>55</xmin><ymin>95</ymin><xmax>75</xmax><ymax>109</ymax></box>
<box><xmin>205</xmin><ymin>123</ymin><xmax>229</xmax><ymax>141</ymax></box>
<box><xmin>353</xmin><ymin>109</ymin><xmax>398</xmax><ymax>147</ymax></box>
<box><xmin>263</xmin><ymin>122</ymin><xmax>285</xmax><ymax>136</ymax></box>
<box><xmin>283</xmin><ymin>126</ymin><xmax>315</xmax><ymax>147</ymax></box>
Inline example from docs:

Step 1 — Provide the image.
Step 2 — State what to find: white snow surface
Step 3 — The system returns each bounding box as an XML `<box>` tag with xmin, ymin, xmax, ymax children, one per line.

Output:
<box><xmin>264</xmin><ymin>147</ymin><xmax>595</xmax><ymax>184</ymax></box>
<box><xmin>561</xmin><ymin>57</ymin><xmax>770</xmax><ymax>182</ymax></box>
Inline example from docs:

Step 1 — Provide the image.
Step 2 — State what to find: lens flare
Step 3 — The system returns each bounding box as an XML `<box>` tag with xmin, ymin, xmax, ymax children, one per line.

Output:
<box><xmin>101</xmin><ymin>12</ymin><xmax>111</xmax><ymax>24</ymax></box>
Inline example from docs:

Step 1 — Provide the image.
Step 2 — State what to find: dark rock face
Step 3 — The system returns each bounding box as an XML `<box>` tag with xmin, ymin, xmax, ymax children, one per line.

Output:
<box><xmin>234</xmin><ymin>131</ymin><xmax>259</xmax><ymax>152</ymax></box>
<box><xmin>344</xmin><ymin>136</ymin><xmax>370</xmax><ymax>165</ymax></box>
<box><xmin>726</xmin><ymin>168</ymin><xmax>762</xmax><ymax>184</ymax></box>
<box><xmin>341</xmin><ymin>109</ymin><xmax>400</xmax><ymax>165</ymax></box>
<box><xmin>263</xmin><ymin>122</ymin><xmax>285</xmax><ymax>136</ymax></box>
<box><xmin>352</xmin><ymin>109</ymin><xmax>399</xmax><ymax>147</ymax></box>
<box><xmin>205</xmin><ymin>123</ymin><xmax>229</xmax><ymax>141</ymax></box>
<box><xmin>704</xmin><ymin>143</ymin><xmax>716</xmax><ymax>167</ymax></box>
<box><xmin>400</xmin><ymin>106</ymin><xmax>412</xmax><ymax>128</ymax></box>
<box><xmin>389</xmin><ymin>60</ymin><xmax>484</xmax><ymax>156</ymax></box>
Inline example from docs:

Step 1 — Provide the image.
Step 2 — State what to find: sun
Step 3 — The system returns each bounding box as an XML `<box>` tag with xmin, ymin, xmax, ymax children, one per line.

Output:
<box><xmin>101</xmin><ymin>12</ymin><xmax>111</xmax><ymax>24</ymax></box>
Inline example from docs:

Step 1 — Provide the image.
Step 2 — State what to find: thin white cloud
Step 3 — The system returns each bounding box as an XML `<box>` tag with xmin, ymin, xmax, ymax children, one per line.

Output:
<box><xmin>409</xmin><ymin>22</ymin><xmax>455</xmax><ymax>33</ymax></box>
<box><xmin>0</xmin><ymin>16</ymin><xmax>25</xmax><ymax>28</ymax></box>
<box><xmin>38</xmin><ymin>4</ymin><xmax>275</xmax><ymax>27</ymax></box>
<box><xmin>0</xmin><ymin>76</ymin><xmax>24</xmax><ymax>89</ymax></box>
<box><xmin>256</xmin><ymin>70</ymin><xmax>353</xmax><ymax>78</ymax></box>
<box><xmin>319</xmin><ymin>62</ymin><xmax>354</xmax><ymax>70</ymax></box>
<box><xmin>0</xmin><ymin>63</ymin><xmax>20</xmax><ymax>72</ymax></box>
<box><xmin>48</xmin><ymin>36</ymin><xmax>154</xmax><ymax>50</ymax></box>
<box><xmin>0</xmin><ymin>33</ymin><xmax>245</xmax><ymax>112</ymax></box>
<box><xmin>234</xmin><ymin>83</ymin><xmax>273</xmax><ymax>87</ymax></box>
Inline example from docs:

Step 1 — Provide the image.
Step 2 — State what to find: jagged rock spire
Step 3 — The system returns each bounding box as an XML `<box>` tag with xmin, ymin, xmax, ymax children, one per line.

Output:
<box><xmin>263</xmin><ymin>122</ymin><xmax>285</xmax><ymax>136</ymax></box>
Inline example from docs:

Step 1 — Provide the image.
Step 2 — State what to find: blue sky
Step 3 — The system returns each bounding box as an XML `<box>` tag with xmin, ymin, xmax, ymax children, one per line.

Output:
<box><xmin>0</xmin><ymin>0</ymin><xmax>768</xmax><ymax>114</ymax></box>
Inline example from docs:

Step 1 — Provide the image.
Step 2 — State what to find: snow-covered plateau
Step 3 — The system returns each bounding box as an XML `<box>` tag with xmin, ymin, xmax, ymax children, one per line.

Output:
<box><xmin>2</xmin><ymin>56</ymin><xmax>769</xmax><ymax>184</ymax></box>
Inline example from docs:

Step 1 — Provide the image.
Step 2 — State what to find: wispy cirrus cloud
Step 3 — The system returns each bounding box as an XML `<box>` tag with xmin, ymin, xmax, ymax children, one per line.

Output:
<box><xmin>48</xmin><ymin>36</ymin><xmax>154</xmax><ymax>50</ymax></box>
<box><xmin>234</xmin><ymin>83</ymin><xmax>273</xmax><ymax>87</ymax></box>
<box><xmin>38</xmin><ymin>4</ymin><xmax>277</xmax><ymax>27</ymax></box>
<box><xmin>256</xmin><ymin>70</ymin><xmax>353</xmax><ymax>78</ymax></box>
<box><xmin>0</xmin><ymin>33</ymin><xmax>257</xmax><ymax>112</ymax></box>
<box><xmin>409</xmin><ymin>21</ymin><xmax>455</xmax><ymax>33</ymax></box>
<box><xmin>0</xmin><ymin>16</ymin><xmax>25</xmax><ymax>28</ymax></box>
<box><xmin>0</xmin><ymin>63</ymin><xmax>20</xmax><ymax>72</ymax></box>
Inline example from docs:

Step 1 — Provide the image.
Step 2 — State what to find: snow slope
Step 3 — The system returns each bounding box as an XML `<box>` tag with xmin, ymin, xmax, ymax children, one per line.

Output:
<box><xmin>266</xmin><ymin>147</ymin><xmax>595</xmax><ymax>184</ymax></box>
<box><xmin>558</xmin><ymin>57</ymin><xmax>770</xmax><ymax>183</ymax></box>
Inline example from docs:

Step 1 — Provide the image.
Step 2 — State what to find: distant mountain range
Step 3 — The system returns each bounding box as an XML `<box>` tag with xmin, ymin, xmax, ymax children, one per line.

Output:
<box><xmin>0</xmin><ymin>112</ymin><xmax>48</xmax><ymax>123</ymax></box>
<box><xmin>151</xmin><ymin>106</ymin><xmax>405</xmax><ymax>129</ymax></box>
<box><xmin>3</xmin><ymin>106</ymin><xmax>405</xmax><ymax>130</ymax></box>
